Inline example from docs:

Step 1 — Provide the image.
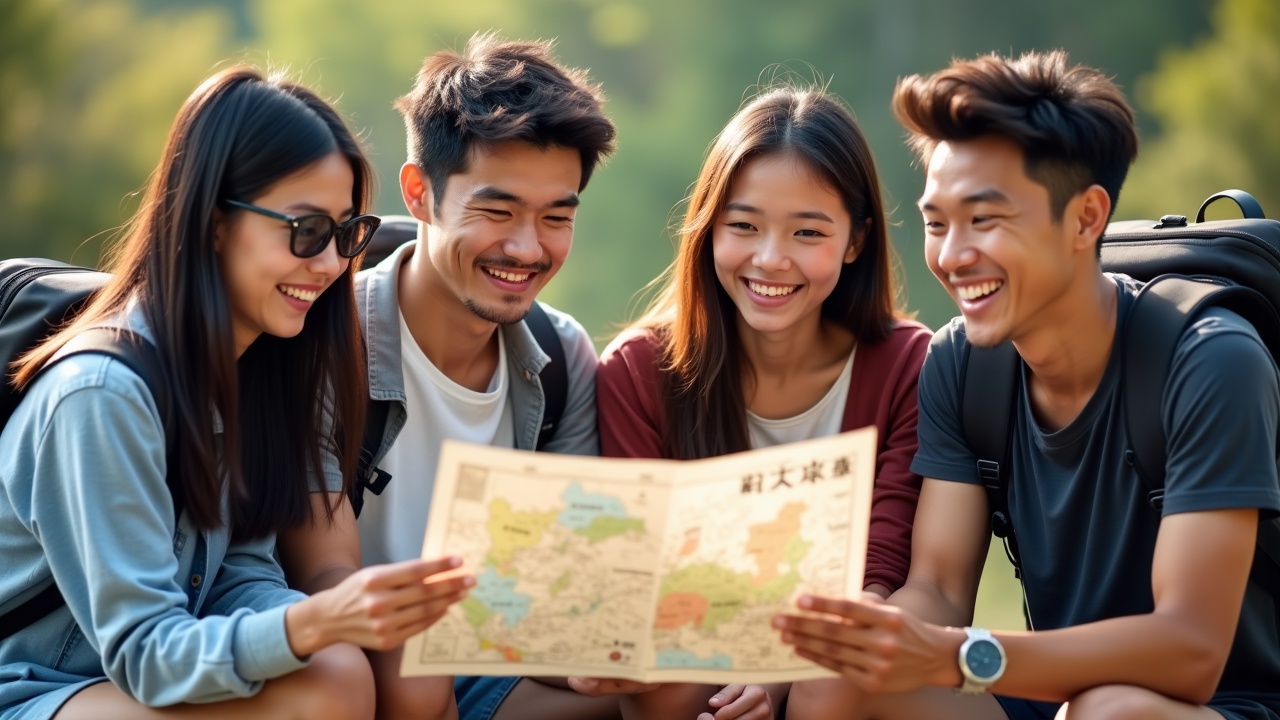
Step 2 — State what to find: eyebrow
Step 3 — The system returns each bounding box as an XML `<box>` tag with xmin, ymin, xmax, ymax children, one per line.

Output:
<box><xmin>470</xmin><ymin>186</ymin><xmax>581</xmax><ymax>210</ymax></box>
<box><xmin>919</xmin><ymin>188</ymin><xmax>1011</xmax><ymax>212</ymax></box>
<box><xmin>725</xmin><ymin>202</ymin><xmax>834</xmax><ymax>223</ymax></box>
<box><xmin>286</xmin><ymin>202</ymin><xmax>354</xmax><ymax>219</ymax></box>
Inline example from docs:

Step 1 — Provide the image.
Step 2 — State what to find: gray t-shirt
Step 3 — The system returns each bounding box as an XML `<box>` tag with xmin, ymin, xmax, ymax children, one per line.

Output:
<box><xmin>912</xmin><ymin>274</ymin><xmax>1280</xmax><ymax>699</ymax></box>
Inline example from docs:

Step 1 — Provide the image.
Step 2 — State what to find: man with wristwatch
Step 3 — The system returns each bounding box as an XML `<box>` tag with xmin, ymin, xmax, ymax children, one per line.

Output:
<box><xmin>775</xmin><ymin>50</ymin><xmax>1280</xmax><ymax>720</ymax></box>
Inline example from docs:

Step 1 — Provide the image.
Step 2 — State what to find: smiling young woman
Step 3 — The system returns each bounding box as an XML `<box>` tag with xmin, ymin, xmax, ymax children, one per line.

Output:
<box><xmin>593</xmin><ymin>84</ymin><xmax>932</xmax><ymax>719</ymax></box>
<box><xmin>0</xmin><ymin>67</ymin><xmax>471</xmax><ymax>720</ymax></box>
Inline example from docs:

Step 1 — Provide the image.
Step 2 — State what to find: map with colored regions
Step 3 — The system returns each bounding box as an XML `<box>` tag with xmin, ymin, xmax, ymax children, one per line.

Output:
<box><xmin>401</xmin><ymin>428</ymin><xmax>876</xmax><ymax>683</ymax></box>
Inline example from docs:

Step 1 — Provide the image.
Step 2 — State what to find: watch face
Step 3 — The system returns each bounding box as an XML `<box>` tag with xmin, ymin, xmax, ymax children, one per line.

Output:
<box><xmin>965</xmin><ymin>639</ymin><xmax>1004</xmax><ymax>679</ymax></box>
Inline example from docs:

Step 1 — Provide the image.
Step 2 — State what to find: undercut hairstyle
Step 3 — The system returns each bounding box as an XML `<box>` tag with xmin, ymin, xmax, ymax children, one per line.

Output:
<box><xmin>635</xmin><ymin>86</ymin><xmax>904</xmax><ymax>460</ymax></box>
<box><xmin>394</xmin><ymin>32</ymin><xmax>617</xmax><ymax>209</ymax></box>
<box><xmin>892</xmin><ymin>50</ymin><xmax>1139</xmax><ymax>220</ymax></box>
<box><xmin>15</xmin><ymin>67</ymin><xmax>370</xmax><ymax>540</ymax></box>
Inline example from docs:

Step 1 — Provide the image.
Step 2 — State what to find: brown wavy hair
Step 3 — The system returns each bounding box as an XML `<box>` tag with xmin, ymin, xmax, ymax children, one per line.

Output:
<box><xmin>633</xmin><ymin>86</ymin><xmax>902</xmax><ymax>460</ymax></box>
<box><xmin>394</xmin><ymin>32</ymin><xmax>617</xmax><ymax>210</ymax></box>
<box><xmin>14</xmin><ymin>67</ymin><xmax>370</xmax><ymax>539</ymax></box>
<box><xmin>892</xmin><ymin>50</ymin><xmax>1138</xmax><ymax>220</ymax></box>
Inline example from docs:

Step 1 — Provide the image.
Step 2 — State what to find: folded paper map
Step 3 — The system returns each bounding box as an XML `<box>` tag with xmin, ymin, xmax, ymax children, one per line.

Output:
<box><xmin>400</xmin><ymin>427</ymin><xmax>876</xmax><ymax>684</ymax></box>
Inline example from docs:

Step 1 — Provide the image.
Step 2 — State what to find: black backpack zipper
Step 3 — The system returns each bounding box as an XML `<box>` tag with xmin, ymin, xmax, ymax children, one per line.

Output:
<box><xmin>0</xmin><ymin>266</ymin><xmax>94</xmax><ymax>316</ymax></box>
<box><xmin>1105</xmin><ymin>228</ymin><xmax>1280</xmax><ymax>266</ymax></box>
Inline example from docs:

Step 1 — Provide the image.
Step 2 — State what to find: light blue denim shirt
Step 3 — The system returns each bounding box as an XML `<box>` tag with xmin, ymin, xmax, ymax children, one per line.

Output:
<box><xmin>0</xmin><ymin>312</ymin><xmax>309</xmax><ymax>717</ymax></box>
<box><xmin>347</xmin><ymin>240</ymin><xmax>599</xmax><ymax>492</ymax></box>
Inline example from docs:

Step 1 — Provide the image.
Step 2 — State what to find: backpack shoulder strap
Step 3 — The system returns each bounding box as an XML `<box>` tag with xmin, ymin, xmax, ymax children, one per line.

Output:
<box><xmin>960</xmin><ymin>339</ymin><xmax>1023</xmax><ymax>574</ymax></box>
<box><xmin>53</xmin><ymin>328</ymin><xmax>171</xmax><ymax>423</ymax></box>
<box><xmin>1125</xmin><ymin>275</ymin><xmax>1280</xmax><ymax>600</ymax></box>
<box><xmin>524</xmin><ymin>302</ymin><xmax>568</xmax><ymax>451</ymax></box>
<box><xmin>347</xmin><ymin>302</ymin><xmax>570</xmax><ymax>517</ymax></box>
<box><xmin>55</xmin><ymin>329</ymin><xmax>174</xmax><ymax>498</ymax></box>
<box><xmin>351</xmin><ymin>398</ymin><xmax>392</xmax><ymax>519</ymax></box>
<box><xmin>0</xmin><ymin>327</ymin><xmax>172</xmax><ymax>642</ymax></box>
<box><xmin>1256</xmin><ymin>519</ymin><xmax>1280</xmax><ymax>600</ymax></box>
<box><xmin>1122</xmin><ymin>276</ymin><xmax>1280</xmax><ymax>497</ymax></box>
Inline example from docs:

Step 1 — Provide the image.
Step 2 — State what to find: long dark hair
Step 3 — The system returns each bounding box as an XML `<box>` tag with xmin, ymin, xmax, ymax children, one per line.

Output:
<box><xmin>634</xmin><ymin>86</ymin><xmax>901</xmax><ymax>460</ymax></box>
<box><xmin>15</xmin><ymin>67</ymin><xmax>370</xmax><ymax>539</ymax></box>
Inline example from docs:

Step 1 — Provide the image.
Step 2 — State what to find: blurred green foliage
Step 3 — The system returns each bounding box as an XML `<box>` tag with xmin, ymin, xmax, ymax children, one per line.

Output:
<box><xmin>8</xmin><ymin>0</ymin><xmax>1258</xmax><ymax>339</ymax></box>
<box><xmin>4</xmin><ymin>0</ymin><xmax>1275</xmax><ymax>629</ymax></box>
<box><xmin>1122</xmin><ymin>0</ymin><xmax>1280</xmax><ymax>222</ymax></box>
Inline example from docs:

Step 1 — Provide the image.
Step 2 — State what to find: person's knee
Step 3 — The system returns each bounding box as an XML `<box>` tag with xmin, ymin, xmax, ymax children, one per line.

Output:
<box><xmin>787</xmin><ymin>678</ymin><xmax>863</xmax><ymax>719</ymax></box>
<box><xmin>370</xmin><ymin>650</ymin><xmax>455</xmax><ymax>720</ymax></box>
<box><xmin>296</xmin><ymin>643</ymin><xmax>377</xmax><ymax>720</ymax></box>
<box><xmin>1063</xmin><ymin>685</ymin><xmax>1168</xmax><ymax>720</ymax></box>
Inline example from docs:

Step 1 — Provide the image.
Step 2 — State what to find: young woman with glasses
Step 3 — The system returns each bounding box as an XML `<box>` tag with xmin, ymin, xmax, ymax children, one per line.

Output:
<box><xmin>0</xmin><ymin>68</ymin><xmax>472</xmax><ymax>719</ymax></box>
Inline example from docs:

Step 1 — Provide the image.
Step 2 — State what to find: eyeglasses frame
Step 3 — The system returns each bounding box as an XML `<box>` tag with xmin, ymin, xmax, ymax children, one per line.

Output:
<box><xmin>223</xmin><ymin>199</ymin><xmax>380</xmax><ymax>259</ymax></box>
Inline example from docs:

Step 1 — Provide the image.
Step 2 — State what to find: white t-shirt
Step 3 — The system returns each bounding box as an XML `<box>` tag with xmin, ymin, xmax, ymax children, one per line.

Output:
<box><xmin>746</xmin><ymin>348</ymin><xmax>855</xmax><ymax>449</ymax></box>
<box><xmin>358</xmin><ymin>311</ymin><xmax>514</xmax><ymax>566</ymax></box>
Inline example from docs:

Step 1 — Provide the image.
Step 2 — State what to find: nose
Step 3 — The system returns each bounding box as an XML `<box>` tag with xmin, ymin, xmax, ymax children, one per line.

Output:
<box><xmin>751</xmin><ymin>233</ymin><xmax>791</xmax><ymax>273</ymax></box>
<box><xmin>306</xmin><ymin>236</ymin><xmax>347</xmax><ymax>279</ymax></box>
<box><xmin>502</xmin><ymin>219</ymin><xmax>543</xmax><ymax>265</ymax></box>
<box><xmin>932</xmin><ymin>226</ymin><xmax>977</xmax><ymax>276</ymax></box>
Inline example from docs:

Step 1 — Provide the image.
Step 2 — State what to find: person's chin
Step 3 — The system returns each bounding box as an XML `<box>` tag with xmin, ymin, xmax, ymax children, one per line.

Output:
<box><xmin>962</xmin><ymin>321</ymin><xmax>1011</xmax><ymax>348</ymax></box>
<box><xmin>465</xmin><ymin>296</ymin><xmax>533</xmax><ymax>325</ymax></box>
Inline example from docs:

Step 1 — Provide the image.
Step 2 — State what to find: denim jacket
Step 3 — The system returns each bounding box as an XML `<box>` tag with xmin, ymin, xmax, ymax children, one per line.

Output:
<box><xmin>350</xmin><ymin>241</ymin><xmax>599</xmax><ymax>485</ymax></box>
<box><xmin>0</xmin><ymin>311</ymin><xmax>309</xmax><ymax>716</ymax></box>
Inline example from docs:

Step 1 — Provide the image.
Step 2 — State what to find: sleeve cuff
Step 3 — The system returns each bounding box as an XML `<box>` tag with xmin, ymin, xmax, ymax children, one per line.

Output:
<box><xmin>909</xmin><ymin>456</ymin><xmax>980</xmax><ymax>484</ymax></box>
<box><xmin>231</xmin><ymin>603</ymin><xmax>310</xmax><ymax>682</ymax></box>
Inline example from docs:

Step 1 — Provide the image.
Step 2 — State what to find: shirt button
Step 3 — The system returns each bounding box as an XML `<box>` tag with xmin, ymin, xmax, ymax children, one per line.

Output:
<box><xmin>190</xmin><ymin>574</ymin><xmax>202</xmax><ymax>588</ymax></box>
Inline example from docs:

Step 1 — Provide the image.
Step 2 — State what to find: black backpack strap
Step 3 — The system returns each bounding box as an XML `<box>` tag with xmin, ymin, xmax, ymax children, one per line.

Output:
<box><xmin>960</xmin><ymin>340</ymin><xmax>1023</xmax><ymax>576</ymax></box>
<box><xmin>55</xmin><ymin>329</ymin><xmax>174</xmax><ymax>507</ymax></box>
<box><xmin>1</xmin><ymin>327</ymin><xmax>171</xmax><ymax>642</ymax></box>
<box><xmin>1123</xmin><ymin>276</ymin><xmax>1280</xmax><ymax>501</ymax></box>
<box><xmin>350</xmin><ymin>398</ymin><xmax>392</xmax><ymax>519</ymax></box>
<box><xmin>347</xmin><ymin>302</ymin><xmax>568</xmax><ymax>518</ymax></box>
<box><xmin>1256</xmin><ymin>519</ymin><xmax>1280</xmax><ymax>600</ymax></box>
<box><xmin>1124</xmin><ymin>275</ymin><xmax>1280</xmax><ymax>600</ymax></box>
<box><xmin>524</xmin><ymin>302</ymin><xmax>567</xmax><ymax>451</ymax></box>
<box><xmin>0</xmin><ymin>582</ymin><xmax>65</xmax><ymax>642</ymax></box>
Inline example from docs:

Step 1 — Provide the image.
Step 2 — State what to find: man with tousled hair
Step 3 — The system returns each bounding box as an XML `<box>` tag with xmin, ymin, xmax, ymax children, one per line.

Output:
<box><xmin>278</xmin><ymin>33</ymin><xmax>622</xmax><ymax>720</ymax></box>
<box><xmin>774</xmin><ymin>50</ymin><xmax>1280</xmax><ymax>719</ymax></box>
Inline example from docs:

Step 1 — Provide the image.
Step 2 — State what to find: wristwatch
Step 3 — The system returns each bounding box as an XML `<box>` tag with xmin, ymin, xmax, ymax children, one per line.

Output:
<box><xmin>957</xmin><ymin>627</ymin><xmax>1006</xmax><ymax>694</ymax></box>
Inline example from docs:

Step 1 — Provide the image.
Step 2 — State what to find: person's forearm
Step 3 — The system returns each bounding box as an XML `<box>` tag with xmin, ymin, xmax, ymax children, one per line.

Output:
<box><xmin>297</xmin><ymin>564</ymin><xmax>358</xmax><ymax>595</ymax></box>
<box><xmin>987</xmin><ymin>612</ymin><xmax>1225</xmax><ymax>704</ymax></box>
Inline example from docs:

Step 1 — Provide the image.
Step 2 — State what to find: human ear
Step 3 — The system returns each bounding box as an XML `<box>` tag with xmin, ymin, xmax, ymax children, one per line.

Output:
<box><xmin>212</xmin><ymin>207</ymin><xmax>227</xmax><ymax>254</ymax></box>
<box><xmin>1072</xmin><ymin>184</ymin><xmax>1111</xmax><ymax>253</ymax></box>
<box><xmin>845</xmin><ymin>218</ymin><xmax>871</xmax><ymax>263</ymax></box>
<box><xmin>400</xmin><ymin>163</ymin><xmax>433</xmax><ymax>224</ymax></box>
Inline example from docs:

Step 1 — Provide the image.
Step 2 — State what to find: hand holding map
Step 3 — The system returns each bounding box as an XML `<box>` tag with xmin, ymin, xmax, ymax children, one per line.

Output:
<box><xmin>401</xmin><ymin>427</ymin><xmax>877</xmax><ymax>684</ymax></box>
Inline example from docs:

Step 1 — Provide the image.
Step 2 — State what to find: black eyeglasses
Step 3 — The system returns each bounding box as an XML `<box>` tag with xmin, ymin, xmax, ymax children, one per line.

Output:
<box><xmin>224</xmin><ymin>199</ymin><xmax>381</xmax><ymax>259</ymax></box>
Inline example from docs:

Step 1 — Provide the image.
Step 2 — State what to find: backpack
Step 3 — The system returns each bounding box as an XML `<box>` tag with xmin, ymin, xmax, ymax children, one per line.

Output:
<box><xmin>961</xmin><ymin>189</ymin><xmax>1280</xmax><ymax>604</ymax></box>
<box><xmin>0</xmin><ymin>258</ymin><xmax>173</xmax><ymax>642</ymax></box>
<box><xmin>346</xmin><ymin>215</ymin><xmax>571</xmax><ymax>518</ymax></box>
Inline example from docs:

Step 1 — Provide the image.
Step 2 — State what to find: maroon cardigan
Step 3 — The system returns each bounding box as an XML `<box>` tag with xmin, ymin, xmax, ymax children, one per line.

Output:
<box><xmin>597</xmin><ymin>320</ymin><xmax>932</xmax><ymax>593</ymax></box>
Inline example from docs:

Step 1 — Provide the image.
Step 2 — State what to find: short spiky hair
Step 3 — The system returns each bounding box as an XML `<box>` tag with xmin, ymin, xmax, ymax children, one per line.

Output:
<box><xmin>892</xmin><ymin>50</ymin><xmax>1138</xmax><ymax>219</ymax></box>
<box><xmin>395</xmin><ymin>32</ymin><xmax>617</xmax><ymax>209</ymax></box>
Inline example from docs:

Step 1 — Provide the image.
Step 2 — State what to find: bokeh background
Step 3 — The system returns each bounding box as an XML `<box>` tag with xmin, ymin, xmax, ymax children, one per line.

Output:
<box><xmin>5</xmin><ymin>0</ymin><xmax>1278</xmax><ymax>629</ymax></box>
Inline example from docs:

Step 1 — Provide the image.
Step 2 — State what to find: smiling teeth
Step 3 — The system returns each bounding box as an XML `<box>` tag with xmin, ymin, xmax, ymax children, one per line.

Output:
<box><xmin>278</xmin><ymin>285</ymin><xmax>319</xmax><ymax>302</ymax></box>
<box><xmin>747</xmin><ymin>280</ymin><xmax>798</xmax><ymax>297</ymax></box>
<box><xmin>957</xmin><ymin>281</ymin><xmax>1003</xmax><ymax>301</ymax></box>
<box><xmin>486</xmin><ymin>268</ymin><xmax>532</xmax><ymax>282</ymax></box>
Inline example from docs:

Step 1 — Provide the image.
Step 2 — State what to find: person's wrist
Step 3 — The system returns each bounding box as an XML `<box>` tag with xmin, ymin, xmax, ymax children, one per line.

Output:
<box><xmin>932</xmin><ymin>626</ymin><xmax>967</xmax><ymax>688</ymax></box>
<box><xmin>955</xmin><ymin>627</ymin><xmax>1007</xmax><ymax>694</ymax></box>
<box><xmin>284</xmin><ymin>595</ymin><xmax>329</xmax><ymax>659</ymax></box>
